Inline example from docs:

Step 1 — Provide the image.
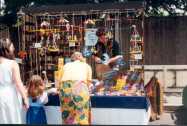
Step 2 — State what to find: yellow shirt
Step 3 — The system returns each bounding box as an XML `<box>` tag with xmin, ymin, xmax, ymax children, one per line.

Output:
<box><xmin>61</xmin><ymin>60</ymin><xmax>92</xmax><ymax>82</ymax></box>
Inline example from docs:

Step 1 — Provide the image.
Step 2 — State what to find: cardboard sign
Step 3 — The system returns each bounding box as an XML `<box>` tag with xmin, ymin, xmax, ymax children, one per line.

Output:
<box><xmin>34</xmin><ymin>43</ymin><xmax>42</xmax><ymax>48</ymax></box>
<box><xmin>134</xmin><ymin>53</ymin><xmax>142</xmax><ymax>59</ymax></box>
<box><xmin>84</xmin><ymin>28</ymin><xmax>98</xmax><ymax>46</ymax></box>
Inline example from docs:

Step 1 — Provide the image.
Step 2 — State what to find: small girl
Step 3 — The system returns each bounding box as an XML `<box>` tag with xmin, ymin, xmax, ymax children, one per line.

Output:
<box><xmin>26</xmin><ymin>75</ymin><xmax>48</xmax><ymax>124</ymax></box>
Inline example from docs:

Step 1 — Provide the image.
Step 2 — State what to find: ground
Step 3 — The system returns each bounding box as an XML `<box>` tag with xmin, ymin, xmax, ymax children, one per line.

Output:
<box><xmin>149</xmin><ymin>92</ymin><xmax>187</xmax><ymax>125</ymax></box>
<box><xmin>149</xmin><ymin>106</ymin><xmax>187</xmax><ymax>125</ymax></box>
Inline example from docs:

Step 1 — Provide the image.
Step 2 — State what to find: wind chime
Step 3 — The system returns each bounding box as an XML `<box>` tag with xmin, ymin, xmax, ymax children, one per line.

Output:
<box><xmin>38</xmin><ymin>14</ymin><xmax>60</xmax><ymax>52</ymax></box>
<box><xmin>67</xmin><ymin>13</ymin><xmax>78</xmax><ymax>48</ymax></box>
<box><xmin>38</xmin><ymin>15</ymin><xmax>50</xmax><ymax>74</ymax></box>
<box><xmin>104</xmin><ymin>11</ymin><xmax>117</xmax><ymax>57</ymax></box>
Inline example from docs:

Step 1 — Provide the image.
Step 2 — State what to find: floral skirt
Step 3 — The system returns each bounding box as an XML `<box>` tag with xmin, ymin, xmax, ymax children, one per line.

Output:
<box><xmin>59</xmin><ymin>80</ymin><xmax>91</xmax><ymax>125</ymax></box>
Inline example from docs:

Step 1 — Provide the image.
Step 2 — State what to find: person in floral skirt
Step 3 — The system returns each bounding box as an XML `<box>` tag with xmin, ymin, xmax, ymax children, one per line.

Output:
<box><xmin>59</xmin><ymin>52</ymin><xmax>92</xmax><ymax>125</ymax></box>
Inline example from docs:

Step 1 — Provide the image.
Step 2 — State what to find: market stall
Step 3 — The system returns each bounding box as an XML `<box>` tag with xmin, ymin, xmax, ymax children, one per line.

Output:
<box><xmin>18</xmin><ymin>1</ymin><xmax>150</xmax><ymax>125</ymax></box>
<box><xmin>21</xmin><ymin>70</ymin><xmax>151</xmax><ymax>125</ymax></box>
<box><xmin>17</xmin><ymin>1</ymin><xmax>145</xmax><ymax>81</ymax></box>
<box><xmin>22</xmin><ymin>93</ymin><xmax>150</xmax><ymax>125</ymax></box>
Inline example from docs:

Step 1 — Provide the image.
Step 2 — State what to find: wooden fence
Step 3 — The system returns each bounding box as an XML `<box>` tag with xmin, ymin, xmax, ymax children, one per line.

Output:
<box><xmin>144</xmin><ymin>16</ymin><xmax>187</xmax><ymax>65</ymax></box>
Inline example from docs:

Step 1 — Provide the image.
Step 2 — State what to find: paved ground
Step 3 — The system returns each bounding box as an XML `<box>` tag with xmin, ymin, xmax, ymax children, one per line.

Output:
<box><xmin>149</xmin><ymin>106</ymin><xmax>187</xmax><ymax>125</ymax></box>
<box><xmin>149</xmin><ymin>112</ymin><xmax>175</xmax><ymax>125</ymax></box>
<box><xmin>148</xmin><ymin>91</ymin><xmax>187</xmax><ymax>125</ymax></box>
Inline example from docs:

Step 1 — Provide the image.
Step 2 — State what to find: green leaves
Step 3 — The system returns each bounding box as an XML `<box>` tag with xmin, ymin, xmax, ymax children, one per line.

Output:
<box><xmin>145</xmin><ymin>0</ymin><xmax>187</xmax><ymax>16</ymax></box>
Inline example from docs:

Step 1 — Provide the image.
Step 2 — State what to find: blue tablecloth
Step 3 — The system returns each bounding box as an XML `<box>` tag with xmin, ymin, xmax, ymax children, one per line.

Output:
<box><xmin>45</xmin><ymin>94</ymin><xmax>60</xmax><ymax>106</ymax></box>
<box><xmin>91</xmin><ymin>96</ymin><xmax>150</xmax><ymax>111</ymax></box>
<box><xmin>45</xmin><ymin>94</ymin><xmax>150</xmax><ymax>111</ymax></box>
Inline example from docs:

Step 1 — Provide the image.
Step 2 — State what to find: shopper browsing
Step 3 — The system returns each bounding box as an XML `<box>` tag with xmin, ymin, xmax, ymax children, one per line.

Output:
<box><xmin>59</xmin><ymin>52</ymin><xmax>92</xmax><ymax>125</ymax></box>
<box><xmin>0</xmin><ymin>38</ymin><xmax>29</xmax><ymax>124</ymax></box>
<box><xmin>26</xmin><ymin>75</ymin><xmax>48</xmax><ymax>124</ymax></box>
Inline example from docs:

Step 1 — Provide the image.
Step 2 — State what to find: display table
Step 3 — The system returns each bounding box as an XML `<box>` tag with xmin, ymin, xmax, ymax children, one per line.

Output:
<box><xmin>91</xmin><ymin>95</ymin><xmax>151</xmax><ymax>125</ymax></box>
<box><xmin>22</xmin><ymin>94</ymin><xmax>151</xmax><ymax>125</ymax></box>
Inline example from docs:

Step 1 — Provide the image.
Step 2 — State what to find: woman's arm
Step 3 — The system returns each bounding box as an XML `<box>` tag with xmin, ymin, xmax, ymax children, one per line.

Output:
<box><xmin>12</xmin><ymin>61</ymin><xmax>29</xmax><ymax>109</ymax></box>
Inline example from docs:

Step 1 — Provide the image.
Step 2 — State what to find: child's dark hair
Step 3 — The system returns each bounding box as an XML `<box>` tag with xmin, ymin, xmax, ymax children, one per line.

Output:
<box><xmin>27</xmin><ymin>75</ymin><xmax>44</xmax><ymax>99</ymax></box>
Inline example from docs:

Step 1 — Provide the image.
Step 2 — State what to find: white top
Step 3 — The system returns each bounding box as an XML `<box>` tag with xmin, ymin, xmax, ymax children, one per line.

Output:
<box><xmin>29</xmin><ymin>92</ymin><xmax>48</xmax><ymax>105</ymax></box>
<box><xmin>0</xmin><ymin>59</ymin><xmax>13</xmax><ymax>86</ymax></box>
<box><xmin>0</xmin><ymin>58</ymin><xmax>23</xmax><ymax>124</ymax></box>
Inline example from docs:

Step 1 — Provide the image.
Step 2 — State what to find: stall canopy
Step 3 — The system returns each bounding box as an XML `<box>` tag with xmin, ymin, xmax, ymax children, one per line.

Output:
<box><xmin>22</xmin><ymin>1</ymin><xmax>145</xmax><ymax>14</ymax></box>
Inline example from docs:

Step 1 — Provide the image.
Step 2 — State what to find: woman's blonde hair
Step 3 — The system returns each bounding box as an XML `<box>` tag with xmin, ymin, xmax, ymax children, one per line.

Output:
<box><xmin>27</xmin><ymin>75</ymin><xmax>44</xmax><ymax>99</ymax></box>
<box><xmin>71</xmin><ymin>51</ymin><xmax>84</xmax><ymax>62</ymax></box>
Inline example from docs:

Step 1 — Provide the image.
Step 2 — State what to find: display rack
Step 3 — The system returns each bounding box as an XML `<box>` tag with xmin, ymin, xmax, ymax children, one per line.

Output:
<box><xmin>129</xmin><ymin>24</ymin><xmax>144</xmax><ymax>71</ymax></box>
<box><xmin>18</xmin><ymin>2</ymin><xmax>145</xmax><ymax>82</ymax></box>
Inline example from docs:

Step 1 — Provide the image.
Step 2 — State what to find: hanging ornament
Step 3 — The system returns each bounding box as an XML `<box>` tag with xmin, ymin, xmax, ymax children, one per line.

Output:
<box><xmin>106</xmin><ymin>14</ymin><xmax>111</xmax><ymax>21</ymax></box>
<box><xmin>59</xmin><ymin>17</ymin><xmax>69</xmax><ymax>24</ymax></box>
<box><xmin>100</xmin><ymin>13</ymin><xmax>106</xmax><ymax>19</ymax></box>
<box><xmin>84</xmin><ymin>19</ymin><xmax>95</xmax><ymax>25</ymax></box>
<box><xmin>40</xmin><ymin>21</ymin><xmax>50</xmax><ymax>27</ymax></box>
<box><xmin>38</xmin><ymin>48</ymin><xmax>45</xmax><ymax>57</ymax></box>
<box><xmin>68</xmin><ymin>35</ymin><xmax>77</xmax><ymax>43</ymax></box>
<box><xmin>106</xmin><ymin>31</ymin><xmax>113</xmax><ymax>39</ymax></box>
<box><xmin>66</xmin><ymin>23</ymin><xmax>70</xmax><ymax>32</ymax></box>
<box><xmin>57</xmin><ymin>33</ymin><xmax>61</xmax><ymax>40</ymax></box>
<box><xmin>18</xmin><ymin>50</ymin><xmax>27</xmax><ymax>59</ymax></box>
<box><xmin>130</xmin><ymin>25</ymin><xmax>141</xmax><ymax>42</ymax></box>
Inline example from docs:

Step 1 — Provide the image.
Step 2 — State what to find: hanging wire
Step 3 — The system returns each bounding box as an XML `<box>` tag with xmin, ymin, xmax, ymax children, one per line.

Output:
<box><xmin>80</xmin><ymin>14</ymin><xmax>83</xmax><ymax>52</ymax></box>
<box><xmin>118</xmin><ymin>10</ymin><xmax>122</xmax><ymax>54</ymax></box>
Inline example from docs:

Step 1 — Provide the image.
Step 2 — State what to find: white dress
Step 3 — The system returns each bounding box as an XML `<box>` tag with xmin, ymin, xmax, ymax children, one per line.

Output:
<box><xmin>0</xmin><ymin>59</ymin><xmax>23</xmax><ymax>124</ymax></box>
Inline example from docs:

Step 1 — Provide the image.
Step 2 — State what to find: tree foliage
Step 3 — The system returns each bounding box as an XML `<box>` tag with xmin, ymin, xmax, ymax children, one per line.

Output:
<box><xmin>145</xmin><ymin>0</ymin><xmax>187</xmax><ymax>16</ymax></box>
<box><xmin>1</xmin><ymin>0</ymin><xmax>118</xmax><ymax>26</ymax></box>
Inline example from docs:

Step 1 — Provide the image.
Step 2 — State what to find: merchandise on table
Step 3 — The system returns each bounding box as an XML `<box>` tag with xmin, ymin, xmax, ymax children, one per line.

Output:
<box><xmin>90</xmin><ymin>71</ymin><xmax>145</xmax><ymax>97</ymax></box>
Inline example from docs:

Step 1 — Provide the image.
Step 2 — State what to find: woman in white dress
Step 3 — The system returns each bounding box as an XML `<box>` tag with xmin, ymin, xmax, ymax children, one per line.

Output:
<box><xmin>0</xmin><ymin>38</ymin><xmax>29</xmax><ymax>124</ymax></box>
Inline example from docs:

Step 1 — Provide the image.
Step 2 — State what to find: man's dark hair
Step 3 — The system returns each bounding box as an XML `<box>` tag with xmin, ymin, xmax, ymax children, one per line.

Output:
<box><xmin>96</xmin><ymin>28</ymin><xmax>105</xmax><ymax>37</ymax></box>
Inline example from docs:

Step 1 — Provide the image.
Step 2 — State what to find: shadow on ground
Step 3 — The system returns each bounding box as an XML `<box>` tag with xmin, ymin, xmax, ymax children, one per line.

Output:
<box><xmin>174</xmin><ymin>106</ymin><xmax>187</xmax><ymax>125</ymax></box>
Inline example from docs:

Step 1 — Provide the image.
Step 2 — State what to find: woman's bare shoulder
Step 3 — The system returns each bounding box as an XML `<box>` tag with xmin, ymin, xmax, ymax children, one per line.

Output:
<box><xmin>10</xmin><ymin>60</ymin><xmax>19</xmax><ymax>68</ymax></box>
